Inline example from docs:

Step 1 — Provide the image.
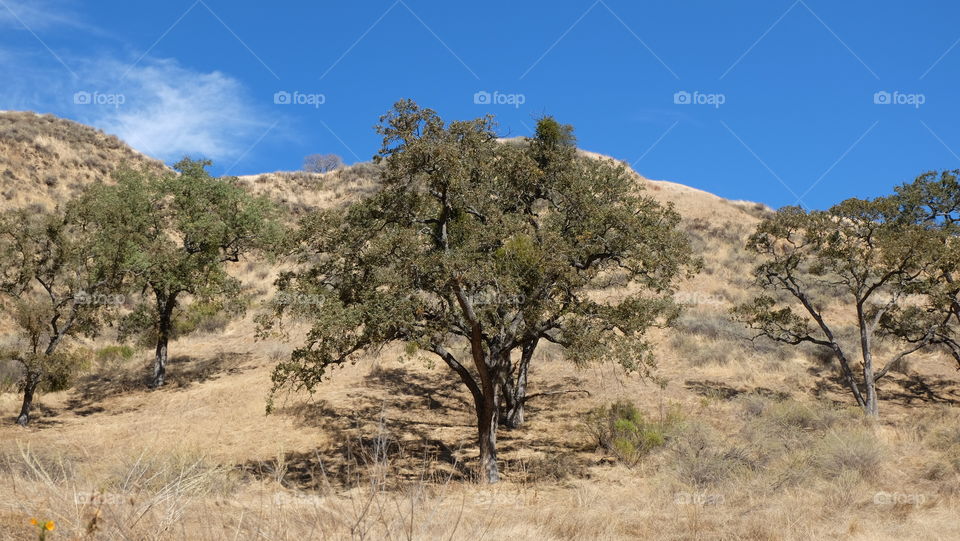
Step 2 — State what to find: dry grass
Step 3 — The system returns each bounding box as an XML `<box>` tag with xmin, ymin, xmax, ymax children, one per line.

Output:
<box><xmin>0</xmin><ymin>112</ymin><xmax>165</xmax><ymax>208</ymax></box>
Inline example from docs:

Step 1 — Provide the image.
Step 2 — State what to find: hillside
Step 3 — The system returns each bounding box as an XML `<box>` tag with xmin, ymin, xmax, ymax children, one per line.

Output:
<box><xmin>0</xmin><ymin>114</ymin><xmax>958</xmax><ymax>540</ymax></box>
<box><xmin>0</xmin><ymin>112</ymin><xmax>166</xmax><ymax>209</ymax></box>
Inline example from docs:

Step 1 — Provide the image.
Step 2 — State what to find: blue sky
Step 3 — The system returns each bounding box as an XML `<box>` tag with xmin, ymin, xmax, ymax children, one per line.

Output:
<box><xmin>1</xmin><ymin>0</ymin><xmax>958</xmax><ymax>209</ymax></box>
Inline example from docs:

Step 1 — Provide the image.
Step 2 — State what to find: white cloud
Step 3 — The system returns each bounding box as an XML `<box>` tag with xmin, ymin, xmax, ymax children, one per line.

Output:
<box><xmin>0</xmin><ymin>3</ymin><xmax>277</xmax><ymax>164</ymax></box>
<box><xmin>0</xmin><ymin>0</ymin><xmax>95</xmax><ymax>32</ymax></box>
<box><xmin>75</xmin><ymin>58</ymin><xmax>272</xmax><ymax>162</ymax></box>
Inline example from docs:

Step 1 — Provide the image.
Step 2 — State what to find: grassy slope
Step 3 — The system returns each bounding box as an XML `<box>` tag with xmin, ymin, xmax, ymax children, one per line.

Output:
<box><xmin>0</xmin><ymin>114</ymin><xmax>958</xmax><ymax>540</ymax></box>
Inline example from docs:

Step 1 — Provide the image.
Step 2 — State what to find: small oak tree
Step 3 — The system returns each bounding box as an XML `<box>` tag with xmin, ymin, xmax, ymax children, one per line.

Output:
<box><xmin>262</xmin><ymin>101</ymin><xmax>697</xmax><ymax>482</ymax></box>
<box><xmin>735</xmin><ymin>186</ymin><xmax>960</xmax><ymax>416</ymax></box>
<box><xmin>0</xmin><ymin>203</ymin><xmax>126</xmax><ymax>425</ymax></box>
<box><xmin>87</xmin><ymin>159</ymin><xmax>280</xmax><ymax>387</ymax></box>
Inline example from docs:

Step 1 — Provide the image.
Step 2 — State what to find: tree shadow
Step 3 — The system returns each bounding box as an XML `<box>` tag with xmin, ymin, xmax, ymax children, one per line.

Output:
<box><xmin>881</xmin><ymin>373</ymin><xmax>960</xmax><ymax>407</ymax></box>
<box><xmin>237</xmin><ymin>434</ymin><xmax>472</xmax><ymax>490</ymax></box>
<box><xmin>808</xmin><ymin>365</ymin><xmax>960</xmax><ymax>407</ymax></box>
<box><xmin>266</xmin><ymin>366</ymin><xmax>597</xmax><ymax>487</ymax></box>
<box><xmin>63</xmin><ymin>351</ymin><xmax>253</xmax><ymax>416</ymax></box>
<box><xmin>363</xmin><ymin>367</ymin><xmax>472</xmax><ymax>412</ymax></box>
<box><xmin>684</xmin><ymin>379</ymin><xmax>790</xmax><ymax>401</ymax></box>
<box><xmin>5</xmin><ymin>402</ymin><xmax>65</xmax><ymax>429</ymax></box>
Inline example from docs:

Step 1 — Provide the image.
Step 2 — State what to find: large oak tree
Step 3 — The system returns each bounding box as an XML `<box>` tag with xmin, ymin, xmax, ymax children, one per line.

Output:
<box><xmin>263</xmin><ymin>101</ymin><xmax>697</xmax><ymax>482</ymax></box>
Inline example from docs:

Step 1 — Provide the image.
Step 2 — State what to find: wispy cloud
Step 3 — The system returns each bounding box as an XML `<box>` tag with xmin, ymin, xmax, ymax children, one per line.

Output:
<box><xmin>0</xmin><ymin>1</ymin><xmax>275</xmax><ymax>163</ymax></box>
<box><xmin>73</xmin><ymin>58</ymin><xmax>272</xmax><ymax>161</ymax></box>
<box><xmin>0</xmin><ymin>51</ymin><xmax>275</xmax><ymax>162</ymax></box>
<box><xmin>0</xmin><ymin>0</ymin><xmax>99</xmax><ymax>33</ymax></box>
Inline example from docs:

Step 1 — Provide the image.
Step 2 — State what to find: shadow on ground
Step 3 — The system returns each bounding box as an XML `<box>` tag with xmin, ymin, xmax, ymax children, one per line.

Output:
<box><xmin>808</xmin><ymin>365</ymin><xmax>960</xmax><ymax>407</ymax></box>
<box><xmin>684</xmin><ymin>379</ymin><xmax>791</xmax><ymax>401</ymax></box>
<box><xmin>253</xmin><ymin>366</ymin><xmax>596</xmax><ymax>489</ymax></box>
<box><xmin>60</xmin><ymin>351</ymin><xmax>254</xmax><ymax>420</ymax></box>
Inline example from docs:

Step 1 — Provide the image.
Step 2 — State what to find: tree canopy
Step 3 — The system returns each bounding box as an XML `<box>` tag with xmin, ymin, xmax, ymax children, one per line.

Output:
<box><xmin>0</xmin><ymin>200</ymin><xmax>128</xmax><ymax>425</ymax></box>
<box><xmin>262</xmin><ymin>100</ymin><xmax>698</xmax><ymax>482</ymax></box>
<box><xmin>85</xmin><ymin>158</ymin><xmax>281</xmax><ymax>387</ymax></box>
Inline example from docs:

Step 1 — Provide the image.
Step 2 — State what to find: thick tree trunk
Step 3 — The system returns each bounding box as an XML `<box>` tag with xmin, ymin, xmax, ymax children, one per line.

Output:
<box><xmin>477</xmin><ymin>386</ymin><xmax>500</xmax><ymax>483</ymax></box>
<box><xmin>501</xmin><ymin>380</ymin><xmax>524</xmax><ymax>429</ymax></box>
<box><xmin>151</xmin><ymin>293</ymin><xmax>176</xmax><ymax>388</ymax></box>
<box><xmin>152</xmin><ymin>330</ymin><xmax>169</xmax><ymax>388</ymax></box>
<box><xmin>16</xmin><ymin>376</ymin><xmax>38</xmax><ymax>427</ymax></box>
<box><xmin>16</xmin><ymin>328</ymin><xmax>71</xmax><ymax>426</ymax></box>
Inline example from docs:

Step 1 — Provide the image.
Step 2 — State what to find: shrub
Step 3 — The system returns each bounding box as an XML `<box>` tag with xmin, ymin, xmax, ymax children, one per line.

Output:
<box><xmin>813</xmin><ymin>429</ymin><xmax>883</xmax><ymax>480</ymax></box>
<box><xmin>584</xmin><ymin>401</ymin><xmax>682</xmax><ymax>465</ymax></box>
<box><xmin>671</xmin><ymin>424</ymin><xmax>756</xmax><ymax>487</ymax></box>
<box><xmin>0</xmin><ymin>359</ymin><xmax>23</xmax><ymax>393</ymax></box>
<box><xmin>94</xmin><ymin>345</ymin><xmax>136</xmax><ymax>371</ymax></box>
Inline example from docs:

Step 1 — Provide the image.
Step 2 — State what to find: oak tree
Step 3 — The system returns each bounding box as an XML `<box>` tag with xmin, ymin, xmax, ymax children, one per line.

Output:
<box><xmin>87</xmin><ymin>159</ymin><xmax>280</xmax><ymax>387</ymax></box>
<box><xmin>0</xmin><ymin>203</ymin><xmax>126</xmax><ymax>425</ymax></box>
<box><xmin>735</xmin><ymin>184</ymin><xmax>960</xmax><ymax>416</ymax></box>
<box><xmin>263</xmin><ymin>101</ymin><xmax>697</xmax><ymax>482</ymax></box>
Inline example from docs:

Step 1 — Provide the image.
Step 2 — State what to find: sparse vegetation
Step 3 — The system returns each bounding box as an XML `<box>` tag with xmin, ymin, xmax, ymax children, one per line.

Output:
<box><xmin>585</xmin><ymin>400</ymin><xmax>683</xmax><ymax>465</ymax></box>
<box><xmin>302</xmin><ymin>153</ymin><xmax>344</xmax><ymax>174</ymax></box>
<box><xmin>0</xmin><ymin>109</ymin><xmax>958</xmax><ymax>539</ymax></box>
<box><xmin>82</xmin><ymin>159</ymin><xmax>282</xmax><ymax>387</ymax></box>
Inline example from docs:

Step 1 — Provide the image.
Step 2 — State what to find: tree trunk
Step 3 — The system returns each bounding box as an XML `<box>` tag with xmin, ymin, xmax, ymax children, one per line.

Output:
<box><xmin>16</xmin><ymin>375</ymin><xmax>38</xmax><ymax>427</ymax></box>
<box><xmin>862</xmin><ymin>357</ymin><xmax>879</xmax><ymax>416</ymax></box>
<box><xmin>16</xmin><ymin>329</ymin><xmax>71</xmax><ymax>426</ymax></box>
<box><xmin>477</xmin><ymin>385</ymin><xmax>500</xmax><ymax>483</ymax></box>
<box><xmin>501</xmin><ymin>340</ymin><xmax>536</xmax><ymax>429</ymax></box>
<box><xmin>857</xmin><ymin>306</ymin><xmax>879</xmax><ymax>417</ymax></box>
<box><xmin>151</xmin><ymin>293</ymin><xmax>177</xmax><ymax>388</ymax></box>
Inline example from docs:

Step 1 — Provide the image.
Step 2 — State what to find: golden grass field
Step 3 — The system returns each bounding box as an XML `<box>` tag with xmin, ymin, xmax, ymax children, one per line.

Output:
<box><xmin>1</xmin><ymin>112</ymin><xmax>959</xmax><ymax>540</ymax></box>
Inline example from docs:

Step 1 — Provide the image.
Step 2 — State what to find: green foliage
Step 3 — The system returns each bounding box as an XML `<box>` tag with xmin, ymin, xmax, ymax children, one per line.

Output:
<box><xmin>94</xmin><ymin>345</ymin><xmax>136</xmax><ymax>371</ymax></box>
<box><xmin>584</xmin><ymin>400</ymin><xmax>683</xmax><ymax>465</ymax></box>
<box><xmin>85</xmin><ymin>158</ymin><xmax>281</xmax><ymax>384</ymax></box>
<box><xmin>261</xmin><ymin>100</ymin><xmax>697</xmax><ymax>480</ymax></box>
<box><xmin>0</xmin><ymin>197</ymin><xmax>132</xmax><ymax>422</ymax></box>
<box><xmin>264</xmin><ymin>100</ymin><xmax>697</xmax><ymax>395</ymax></box>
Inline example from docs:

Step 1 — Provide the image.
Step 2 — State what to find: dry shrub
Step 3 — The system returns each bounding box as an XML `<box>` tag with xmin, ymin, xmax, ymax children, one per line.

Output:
<box><xmin>514</xmin><ymin>451</ymin><xmax>586</xmax><ymax>483</ymax></box>
<box><xmin>670</xmin><ymin>423</ymin><xmax>757</xmax><ymax>488</ymax></box>
<box><xmin>0</xmin><ymin>443</ymin><xmax>79</xmax><ymax>484</ymax></box>
<box><xmin>813</xmin><ymin>429</ymin><xmax>883</xmax><ymax>480</ymax></box>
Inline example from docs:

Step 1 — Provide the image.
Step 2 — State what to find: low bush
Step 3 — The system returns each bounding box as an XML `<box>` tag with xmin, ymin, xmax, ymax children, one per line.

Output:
<box><xmin>670</xmin><ymin>424</ymin><xmax>757</xmax><ymax>487</ymax></box>
<box><xmin>94</xmin><ymin>345</ymin><xmax>136</xmax><ymax>372</ymax></box>
<box><xmin>584</xmin><ymin>401</ymin><xmax>683</xmax><ymax>466</ymax></box>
